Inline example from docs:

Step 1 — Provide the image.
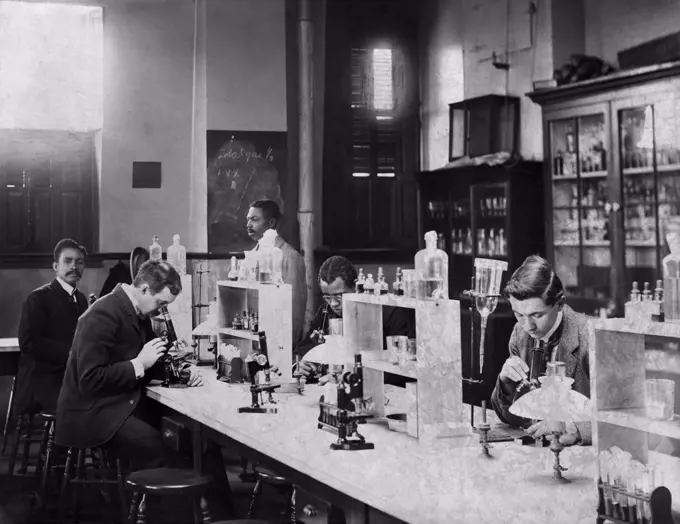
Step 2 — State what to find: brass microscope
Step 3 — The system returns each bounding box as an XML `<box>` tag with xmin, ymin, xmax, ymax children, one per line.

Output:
<box><xmin>238</xmin><ymin>332</ymin><xmax>281</xmax><ymax>414</ymax></box>
<box><xmin>515</xmin><ymin>337</ymin><xmax>551</xmax><ymax>447</ymax></box>
<box><xmin>158</xmin><ymin>307</ymin><xmax>192</xmax><ymax>388</ymax></box>
<box><xmin>317</xmin><ymin>354</ymin><xmax>374</xmax><ymax>451</ymax></box>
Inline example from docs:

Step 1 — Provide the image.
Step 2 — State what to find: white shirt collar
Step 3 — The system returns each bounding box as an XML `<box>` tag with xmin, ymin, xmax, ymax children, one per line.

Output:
<box><xmin>121</xmin><ymin>283</ymin><xmax>142</xmax><ymax>316</ymax></box>
<box><xmin>540</xmin><ymin>310</ymin><xmax>563</xmax><ymax>342</ymax></box>
<box><xmin>56</xmin><ymin>276</ymin><xmax>76</xmax><ymax>296</ymax></box>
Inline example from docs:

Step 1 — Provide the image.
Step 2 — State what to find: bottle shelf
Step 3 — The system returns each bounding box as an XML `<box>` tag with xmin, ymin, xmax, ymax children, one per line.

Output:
<box><xmin>217</xmin><ymin>327</ymin><xmax>259</xmax><ymax>341</ymax></box>
<box><xmin>597</xmin><ymin>408</ymin><xmax>680</xmax><ymax>440</ymax></box>
<box><xmin>362</xmin><ymin>358</ymin><xmax>418</xmax><ymax>380</ymax></box>
<box><xmin>216</xmin><ymin>280</ymin><xmax>291</xmax><ymax>292</ymax></box>
<box><xmin>626</xmin><ymin>240</ymin><xmax>657</xmax><ymax>247</ymax></box>
<box><xmin>343</xmin><ymin>293</ymin><xmax>418</xmax><ymax>309</ymax></box>
<box><xmin>624</xmin><ymin>164</ymin><xmax>680</xmax><ymax>176</ymax></box>
<box><xmin>552</xmin><ymin>171</ymin><xmax>607</xmax><ymax>180</ymax></box>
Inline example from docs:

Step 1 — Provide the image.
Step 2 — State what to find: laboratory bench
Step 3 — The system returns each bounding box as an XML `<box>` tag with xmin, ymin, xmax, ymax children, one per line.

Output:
<box><xmin>145</xmin><ymin>369</ymin><xmax>598</xmax><ymax>524</ymax></box>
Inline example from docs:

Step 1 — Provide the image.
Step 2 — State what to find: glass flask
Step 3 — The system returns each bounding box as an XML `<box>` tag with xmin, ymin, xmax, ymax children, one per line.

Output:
<box><xmin>663</xmin><ymin>221</ymin><xmax>680</xmax><ymax>323</ymax></box>
<box><xmin>474</xmin><ymin>258</ymin><xmax>508</xmax><ymax>375</ymax></box>
<box><xmin>149</xmin><ymin>235</ymin><xmax>162</xmax><ymax>262</ymax></box>
<box><xmin>257</xmin><ymin>229</ymin><xmax>283</xmax><ymax>284</ymax></box>
<box><xmin>414</xmin><ymin>230</ymin><xmax>448</xmax><ymax>299</ymax></box>
<box><xmin>166</xmin><ymin>234</ymin><xmax>186</xmax><ymax>274</ymax></box>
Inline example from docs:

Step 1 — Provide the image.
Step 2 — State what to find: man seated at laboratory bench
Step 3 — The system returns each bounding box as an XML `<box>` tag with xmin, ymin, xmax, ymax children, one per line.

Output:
<box><xmin>490</xmin><ymin>255</ymin><xmax>592</xmax><ymax>446</ymax></box>
<box><xmin>296</xmin><ymin>255</ymin><xmax>415</xmax><ymax>380</ymax></box>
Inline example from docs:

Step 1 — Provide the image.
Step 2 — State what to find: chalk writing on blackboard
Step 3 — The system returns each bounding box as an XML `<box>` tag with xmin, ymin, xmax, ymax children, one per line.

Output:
<box><xmin>207</xmin><ymin>130</ymin><xmax>287</xmax><ymax>254</ymax></box>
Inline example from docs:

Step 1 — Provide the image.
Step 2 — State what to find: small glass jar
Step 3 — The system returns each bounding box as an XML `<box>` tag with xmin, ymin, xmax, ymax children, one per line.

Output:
<box><xmin>257</xmin><ymin>229</ymin><xmax>283</xmax><ymax>284</ymax></box>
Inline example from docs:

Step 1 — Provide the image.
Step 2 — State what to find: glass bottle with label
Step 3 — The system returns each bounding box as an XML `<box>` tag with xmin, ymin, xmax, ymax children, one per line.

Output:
<box><xmin>149</xmin><ymin>235</ymin><xmax>162</xmax><ymax>262</ymax></box>
<box><xmin>166</xmin><ymin>234</ymin><xmax>186</xmax><ymax>274</ymax></box>
<box><xmin>414</xmin><ymin>230</ymin><xmax>448</xmax><ymax>300</ymax></box>
<box><xmin>257</xmin><ymin>229</ymin><xmax>283</xmax><ymax>284</ymax></box>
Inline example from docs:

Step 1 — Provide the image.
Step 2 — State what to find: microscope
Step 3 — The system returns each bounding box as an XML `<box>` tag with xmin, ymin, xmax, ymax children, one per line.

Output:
<box><xmin>238</xmin><ymin>332</ymin><xmax>282</xmax><ymax>414</ymax></box>
<box><xmin>158</xmin><ymin>307</ymin><xmax>192</xmax><ymax>388</ymax></box>
<box><xmin>515</xmin><ymin>337</ymin><xmax>550</xmax><ymax>447</ymax></box>
<box><xmin>317</xmin><ymin>354</ymin><xmax>374</xmax><ymax>451</ymax></box>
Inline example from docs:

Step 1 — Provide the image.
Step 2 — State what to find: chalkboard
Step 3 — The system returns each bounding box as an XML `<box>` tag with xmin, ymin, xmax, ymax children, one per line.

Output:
<box><xmin>207</xmin><ymin>130</ymin><xmax>287</xmax><ymax>253</ymax></box>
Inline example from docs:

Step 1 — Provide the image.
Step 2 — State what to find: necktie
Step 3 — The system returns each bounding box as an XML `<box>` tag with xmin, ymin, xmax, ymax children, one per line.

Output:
<box><xmin>71</xmin><ymin>290</ymin><xmax>77</xmax><ymax>303</ymax></box>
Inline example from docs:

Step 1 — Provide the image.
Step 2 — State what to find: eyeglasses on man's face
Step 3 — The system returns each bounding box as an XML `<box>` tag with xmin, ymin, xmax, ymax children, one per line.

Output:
<box><xmin>322</xmin><ymin>292</ymin><xmax>345</xmax><ymax>305</ymax></box>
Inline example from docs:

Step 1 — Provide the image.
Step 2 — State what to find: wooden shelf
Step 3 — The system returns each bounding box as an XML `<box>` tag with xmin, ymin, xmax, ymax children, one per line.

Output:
<box><xmin>343</xmin><ymin>293</ymin><xmax>418</xmax><ymax>309</ymax></box>
<box><xmin>216</xmin><ymin>280</ymin><xmax>291</xmax><ymax>292</ymax></box>
<box><xmin>593</xmin><ymin>318</ymin><xmax>680</xmax><ymax>338</ymax></box>
<box><xmin>362</xmin><ymin>358</ymin><xmax>417</xmax><ymax>379</ymax></box>
<box><xmin>217</xmin><ymin>327</ymin><xmax>259</xmax><ymax>341</ymax></box>
<box><xmin>597</xmin><ymin>408</ymin><xmax>680</xmax><ymax>440</ymax></box>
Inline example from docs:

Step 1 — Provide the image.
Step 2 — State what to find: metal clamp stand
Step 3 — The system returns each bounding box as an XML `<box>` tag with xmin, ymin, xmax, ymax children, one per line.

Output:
<box><xmin>461</xmin><ymin>276</ymin><xmax>485</xmax><ymax>430</ymax></box>
<box><xmin>191</xmin><ymin>262</ymin><xmax>211</xmax><ymax>329</ymax></box>
<box><xmin>477</xmin><ymin>400</ymin><xmax>492</xmax><ymax>457</ymax></box>
<box><xmin>293</xmin><ymin>355</ymin><xmax>305</xmax><ymax>395</ymax></box>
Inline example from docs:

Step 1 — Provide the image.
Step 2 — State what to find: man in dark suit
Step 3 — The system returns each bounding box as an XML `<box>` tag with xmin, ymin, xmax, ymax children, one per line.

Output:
<box><xmin>490</xmin><ymin>255</ymin><xmax>592</xmax><ymax>446</ymax></box>
<box><xmin>56</xmin><ymin>260</ymin><xmax>234</xmax><ymax>518</ymax></box>
<box><xmin>15</xmin><ymin>238</ymin><xmax>89</xmax><ymax>415</ymax></box>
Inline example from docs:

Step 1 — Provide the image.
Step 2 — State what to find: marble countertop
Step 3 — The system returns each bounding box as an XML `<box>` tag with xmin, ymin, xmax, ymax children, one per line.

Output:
<box><xmin>147</xmin><ymin>372</ymin><xmax>598</xmax><ymax>524</ymax></box>
<box><xmin>0</xmin><ymin>338</ymin><xmax>19</xmax><ymax>352</ymax></box>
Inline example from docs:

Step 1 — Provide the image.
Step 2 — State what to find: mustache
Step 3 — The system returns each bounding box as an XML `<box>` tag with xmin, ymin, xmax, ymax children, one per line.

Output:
<box><xmin>66</xmin><ymin>270</ymin><xmax>81</xmax><ymax>277</ymax></box>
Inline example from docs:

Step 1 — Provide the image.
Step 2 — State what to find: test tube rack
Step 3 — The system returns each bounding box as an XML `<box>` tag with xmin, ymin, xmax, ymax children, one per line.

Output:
<box><xmin>596</xmin><ymin>484</ymin><xmax>675</xmax><ymax>524</ymax></box>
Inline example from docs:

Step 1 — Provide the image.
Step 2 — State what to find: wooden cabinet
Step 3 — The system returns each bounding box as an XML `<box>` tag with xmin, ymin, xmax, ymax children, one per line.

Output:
<box><xmin>0</xmin><ymin>130</ymin><xmax>97</xmax><ymax>254</ymax></box>
<box><xmin>529</xmin><ymin>61</ymin><xmax>680</xmax><ymax>316</ymax></box>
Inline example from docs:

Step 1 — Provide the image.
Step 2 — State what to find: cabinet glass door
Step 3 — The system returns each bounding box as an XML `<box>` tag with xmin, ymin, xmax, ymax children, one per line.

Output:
<box><xmin>550</xmin><ymin>113</ymin><xmax>610</xmax><ymax>303</ymax></box>
<box><xmin>618</xmin><ymin>96</ymin><xmax>680</xmax><ymax>298</ymax></box>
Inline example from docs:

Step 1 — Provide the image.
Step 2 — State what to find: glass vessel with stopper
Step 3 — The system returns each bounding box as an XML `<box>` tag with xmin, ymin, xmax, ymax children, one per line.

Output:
<box><xmin>355</xmin><ymin>269</ymin><xmax>366</xmax><ymax>293</ymax></box>
<box><xmin>392</xmin><ymin>268</ymin><xmax>403</xmax><ymax>296</ymax></box>
<box><xmin>415</xmin><ymin>230</ymin><xmax>448</xmax><ymax>299</ymax></box>
<box><xmin>663</xmin><ymin>222</ymin><xmax>680</xmax><ymax>323</ymax></box>
<box><xmin>257</xmin><ymin>229</ymin><xmax>283</xmax><ymax>284</ymax></box>
<box><xmin>474</xmin><ymin>258</ymin><xmax>508</xmax><ymax>375</ymax></box>
<box><xmin>227</xmin><ymin>256</ymin><xmax>238</xmax><ymax>281</ymax></box>
<box><xmin>624</xmin><ymin>281</ymin><xmax>642</xmax><ymax>323</ymax></box>
<box><xmin>149</xmin><ymin>235</ymin><xmax>162</xmax><ymax>261</ymax></box>
<box><xmin>166</xmin><ymin>234</ymin><xmax>186</xmax><ymax>274</ymax></box>
<box><xmin>364</xmin><ymin>273</ymin><xmax>375</xmax><ymax>295</ymax></box>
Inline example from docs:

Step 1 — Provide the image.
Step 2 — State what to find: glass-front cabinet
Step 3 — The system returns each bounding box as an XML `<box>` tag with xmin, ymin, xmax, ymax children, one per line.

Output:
<box><xmin>529</xmin><ymin>63</ymin><xmax>680</xmax><ymax>315</ymax></box>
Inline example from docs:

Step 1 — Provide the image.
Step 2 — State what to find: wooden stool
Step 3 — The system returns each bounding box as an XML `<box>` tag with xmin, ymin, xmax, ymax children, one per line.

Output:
<box><xmin>0</xmin><ymin>375</ymin><xmax>16</xmax><ymax>456</ymax></box>
<box><xmin>247</xmin><ymin>467</ymin><xmax>297</xmax><ymax>523</ymax></box>
<box><xmin>125</xmin><ymin>468</ymin><xmax>213</xmax><ymax>524</ymax></box>
<box><xmin>7</xmin><ymin>412</ymin><xmax>54</xmax><ymax>478</ymax></box>
<box><xmin>35</xmin><ymin>412</ymin><xmax>57</xmax><ymax>510</ymax></box>
<box><xmin>58</xmin><ymin>445</ymin><xmax>127</xmax><ymax>523</ymax></box>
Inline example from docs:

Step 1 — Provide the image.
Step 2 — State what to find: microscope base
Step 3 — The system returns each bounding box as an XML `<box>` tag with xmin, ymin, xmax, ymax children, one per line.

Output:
<box><xmin>238</xmin><ymin>406</ymin><xmax>278</xmax><ymax>414</ymax></box>
<box><xmin>330</xmin><ymin>441</ymin><xmax>375</xmax><ymax>451</ymax></box>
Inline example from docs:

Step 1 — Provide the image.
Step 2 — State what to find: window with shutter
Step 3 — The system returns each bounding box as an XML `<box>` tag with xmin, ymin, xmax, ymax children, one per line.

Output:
<box><xmin>350</xmin><ymin>47</ymin><xmax>398</xmax><ymax>178</ymax></box>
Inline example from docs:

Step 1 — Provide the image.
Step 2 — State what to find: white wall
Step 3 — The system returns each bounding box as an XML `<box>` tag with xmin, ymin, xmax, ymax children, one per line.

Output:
<box><xmin>420</xmin><ymin>0</ymin><xmax>554</xmax><ymax>170</ymax></box>
<box><xmin>585</xmin><ymin>0</ymin><xmax>680</xmax><ymax>65</ymax></box>
<box><xmin>99</xmin><ymin>0</ymin><xmax>287</xmax><ymax>252</ymax></box>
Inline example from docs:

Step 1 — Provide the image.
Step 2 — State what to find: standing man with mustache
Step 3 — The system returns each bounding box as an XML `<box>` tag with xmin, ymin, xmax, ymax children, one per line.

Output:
<box><xmin>246</xmin><ymin>199</ymin><xmax>307</xmax><ymax>344</ymax></box>
<box><xmin>15</xmin><ymin>239</ymin><xmax>89</xmax><ymax>416</ymax></box>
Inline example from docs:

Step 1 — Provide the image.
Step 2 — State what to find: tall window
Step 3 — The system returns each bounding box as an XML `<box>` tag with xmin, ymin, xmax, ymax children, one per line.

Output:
<box><xmin>0</xmin><ymin>3</ymin><xmax>102</xmax><ymax>255</ymax></box>
<box><xmin>350</xmin><ymin>47</ymin><xmax>400</xmax><ymax>178</ymax></box>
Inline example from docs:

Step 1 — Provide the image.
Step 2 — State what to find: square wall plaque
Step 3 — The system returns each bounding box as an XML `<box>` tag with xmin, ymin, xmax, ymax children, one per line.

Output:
<box><xmin>132</xmin><ymin>161</ymin><xmax>162</xmax><ymax>188</ymax></box>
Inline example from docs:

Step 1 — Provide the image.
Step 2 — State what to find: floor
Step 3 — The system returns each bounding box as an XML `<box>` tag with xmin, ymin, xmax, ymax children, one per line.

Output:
<box><xmin>0</xmin><ymin>434</ymin><xmax>332</xmax><ymax>524</ymax></box>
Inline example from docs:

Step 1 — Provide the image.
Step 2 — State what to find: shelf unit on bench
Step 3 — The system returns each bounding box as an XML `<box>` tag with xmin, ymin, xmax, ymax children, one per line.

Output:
<box><xmin>216</xmin><ymin>280</ymin><xmax>293</xmax><ymax>381</ymax></box>
<box><xmin>343</xmin><ymin>292</ymin><xmax>469</xmax><ymax>442</ymax></box>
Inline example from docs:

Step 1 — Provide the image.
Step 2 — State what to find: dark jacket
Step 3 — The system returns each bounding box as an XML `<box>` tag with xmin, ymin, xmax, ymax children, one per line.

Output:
<box><xmin>56</xmin><ymin>284</ymin><xmax>162</xmax><ymax>448</ymax></box>
<box><xmin>15</xmin><ymin>279</ymin><xmax>89</xmax><ymax>414</ymax></box>
<box><xmin>490</xmin><ymin>305</ymin><xmax>592</xmax><ymax>445</ymax></box>
<box><xmin>295</xmin><ymin>303</ymin><xmax>416</xmax><ymax>358</ymax></box>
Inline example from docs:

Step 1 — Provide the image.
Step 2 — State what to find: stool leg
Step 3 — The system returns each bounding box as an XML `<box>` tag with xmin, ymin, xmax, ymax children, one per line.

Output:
<box><xmin>290</xmin><ymin>486</ymin><xmax>297</xmax><ymax>524</ymax></box>
<box><xmin>38</xmin><ymin>421</ymin><xmax>55</xmax><ymax>510</ymax></box>
<box><xmin>199</xmin><ymin>496</ymin><xmax>211</xmax><ymax>524</ymax></box>
<box><xmin>7</xmin><ymin>415</ymin><xmax>24</xmax><ymax>476</ymax></box>
<box><xmin>17</xmin><ymin>415</ymin><xmax>34</xmax><ymax>475</ymax></box>
<box><xmin>71</xmin><ymin>447</ymin><xmax>86</xmax><ymax>520</ymax></box>
<box><xmin>136</xmin><ymin>494</ymin><xmax>147</xmax><ymax>524</ymax></box>
<box><xmin>115</xmin><ymin>457</ymin><xmax>128</xmax><ymax>523</ymax></box>
<box><xmin>128</xmin><ymin>492</ymin><xmax>141</xmax><ymax>524</ymax></box>
<box><xmin>1</xmin><ymin>376</ymin><xmax>16</xmax><ymax>455</ymax></box>
<box><xmin>58</xmin><ymin>447</ymin><xmax>75</xmax><ymax>522</ymax></box>
<box><xmin>247</xmin><ymin>479</ymin><xmax>263</xmax><ymax>518</ymax></box>
<box><xmin>35</xmin><ymin>419</ymin><xmax>51</xmax><ymax>479</ymax></box>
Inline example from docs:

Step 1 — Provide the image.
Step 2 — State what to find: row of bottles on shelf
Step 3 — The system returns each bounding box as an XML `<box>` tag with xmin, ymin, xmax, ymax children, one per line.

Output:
<box><xmin>598</xmin><ymin>447</ymin><xmax>663</xmax><ymax>524</ymax></box>
<box><xmin>427</xmin><ymin>201</ymin><xmax>447</xmax><ymax>220</ymax></box>
<box><xmin>448</xmin><ymin>228</ymin><xmax>507</xmax><ymax>257</ymax></box>
<box><xmin>624</xmin><ymin>178</ymin><xmax>680</xmax><ymax>207</ymax></box>
<box><xmin>226</xmin><ymin>230</ymin><xmax>283</xmax><ymax>284</ymax></box>
<box><xmin>622</xmin><ymin>146</ymin><xmax>680</xmax><ymax>170</ymax></box>
<box><xmin>479</xmin><ymin>196</ymin><xmax>506</xmax><ymax>218</ymax></box>
<box><xmin>231</xmin><ymin>310</ymin><xmax>259</xmax><ymax>332</ymax></box>
<box><xmin>355</xmin><ymin>267</ymin><xmax>402</xmax><ymax>296</ymax></box>
<box><xmin>554</xmin><ymin>210</ymin><xmax>609</xmax><ymax>244</ymax></box>
<box><xmin>554</xmin><ymin>147</ymin><xmax>607</xmax><ymax>176</ymax></box>
<box><xmin>624</xmin><ymin>280</ymin><xmax>664</xmax><ymax>323</ymax></box>
<box><xmin>149</xmin><ymin>234</ymin><xmax>187</xmax><ymax>274</ymax></box>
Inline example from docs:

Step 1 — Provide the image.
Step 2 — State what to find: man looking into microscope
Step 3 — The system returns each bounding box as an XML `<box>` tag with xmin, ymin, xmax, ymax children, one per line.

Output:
<box><xmin>490</xmin><ymin>255</ymin><xmax>592</xmax><ymax>446</ymax></box>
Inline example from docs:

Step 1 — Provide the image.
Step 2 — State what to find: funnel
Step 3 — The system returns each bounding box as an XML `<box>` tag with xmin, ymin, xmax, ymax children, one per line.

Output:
<box><xmin>474</xmin><ymin>258</ymin><xmax>508</xmax><ymax>375</ymax></box>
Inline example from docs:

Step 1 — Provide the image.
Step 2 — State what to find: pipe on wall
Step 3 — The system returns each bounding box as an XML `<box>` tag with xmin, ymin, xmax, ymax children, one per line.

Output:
<box><xmin>298</xmin><ymin>0</ymin><xmax>316</xmax><ymax>331</ymax></box>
